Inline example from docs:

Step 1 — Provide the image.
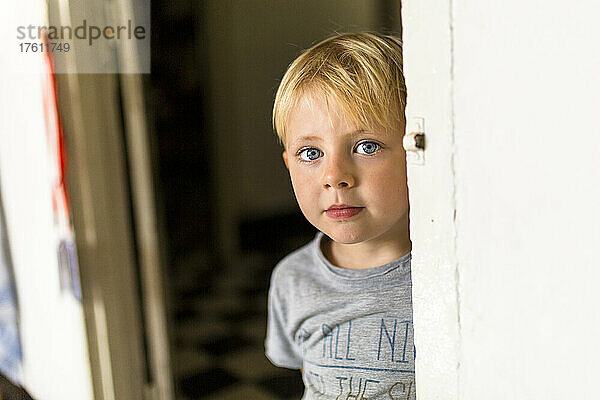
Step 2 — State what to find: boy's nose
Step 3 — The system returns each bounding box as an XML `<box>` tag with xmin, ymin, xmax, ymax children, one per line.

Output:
<box><xmin>322</xmin><ymin>156</ymin><xmax>355</xmax><ymax>189</ymax></box>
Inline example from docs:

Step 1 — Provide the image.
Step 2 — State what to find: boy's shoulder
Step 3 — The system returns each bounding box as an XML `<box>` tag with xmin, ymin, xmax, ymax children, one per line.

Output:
<box><xmin>270</xmin><ymin>234</ymin><xmax>319</xmax><ymax>286</ymax></box>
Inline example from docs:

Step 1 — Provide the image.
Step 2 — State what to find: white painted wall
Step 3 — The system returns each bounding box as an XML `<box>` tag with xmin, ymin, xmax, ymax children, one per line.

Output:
<box><xmin>404</xmin><ymin>0</ymin><xmax>600</xmax><ymax>398</ymax></box>
<box><xmin>453</xmin><ymin>0</ymin><xmax>600</xmax><ymax>398</ymax></box>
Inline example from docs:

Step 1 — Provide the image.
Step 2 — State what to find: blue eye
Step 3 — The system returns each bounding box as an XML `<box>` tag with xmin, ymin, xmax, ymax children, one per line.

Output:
<box><xmin>356</xmin><ymin>141</ymin><xmax>380</xmax><ymax>155</ymax></box>
<box><xmin>298</xmin><ymin>147</ymin><xmax>323</xmax><ymax>161</ymax></box>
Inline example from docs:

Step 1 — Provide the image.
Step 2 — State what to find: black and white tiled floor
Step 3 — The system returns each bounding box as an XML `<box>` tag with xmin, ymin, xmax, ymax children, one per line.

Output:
<box><xmin>170</xmin><ymin>250</ymin><xmax>305</xmax><ymax>400</ymax></box>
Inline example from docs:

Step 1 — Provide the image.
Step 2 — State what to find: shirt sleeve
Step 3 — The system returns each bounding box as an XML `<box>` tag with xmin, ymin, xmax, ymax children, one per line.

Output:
<box><xmin>264</xmin><ymin>268</ymin><xmax>303</xmax><ymax>369</ymax></box>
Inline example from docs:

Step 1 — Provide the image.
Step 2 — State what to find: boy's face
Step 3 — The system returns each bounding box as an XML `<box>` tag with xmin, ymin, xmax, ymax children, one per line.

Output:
<box><xmin>282</xmin><ymin>92</ymin><xmax>410</xmax><ymax>248</ymax></box>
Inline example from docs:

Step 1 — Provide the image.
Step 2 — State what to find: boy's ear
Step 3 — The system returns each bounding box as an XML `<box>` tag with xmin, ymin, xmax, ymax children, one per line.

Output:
<box><xmin>282</xmin><ymin>151</ymin><xmax>289</xmax><ymax>170</ymax></box>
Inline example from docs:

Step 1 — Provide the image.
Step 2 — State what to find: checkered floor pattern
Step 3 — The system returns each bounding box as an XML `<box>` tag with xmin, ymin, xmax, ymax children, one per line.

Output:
<box><xmin>170</xmin><ymin>250</ymin><xmax>304</xmax><ymax>400</ymax></box>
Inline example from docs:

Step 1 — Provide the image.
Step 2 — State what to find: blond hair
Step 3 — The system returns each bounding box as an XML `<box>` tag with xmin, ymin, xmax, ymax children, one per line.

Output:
<box><xmin>273</xmin><ymin>32</ymin><xmax>407</xmax><ymax>146</ymax></box>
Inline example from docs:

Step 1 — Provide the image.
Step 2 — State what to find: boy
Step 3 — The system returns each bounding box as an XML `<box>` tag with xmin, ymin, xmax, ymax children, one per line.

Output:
<box><xmin>265</xmin><ymin>32</ymin><xmax>415</xmax><ymax>399</ymax></box>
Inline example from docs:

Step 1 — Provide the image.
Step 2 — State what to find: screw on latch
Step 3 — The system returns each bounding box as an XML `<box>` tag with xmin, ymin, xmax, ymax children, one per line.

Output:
<box><xmin>403</xmin><ymin>131</ymin><xmax>426</xmax><ymax>152</ymax></box>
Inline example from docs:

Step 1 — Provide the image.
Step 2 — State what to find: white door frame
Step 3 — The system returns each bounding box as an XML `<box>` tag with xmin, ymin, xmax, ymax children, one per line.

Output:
<box><xmin>402</xmin><ymin>0</ymin><xmax>461</xmax><ymax>398</ymax></box>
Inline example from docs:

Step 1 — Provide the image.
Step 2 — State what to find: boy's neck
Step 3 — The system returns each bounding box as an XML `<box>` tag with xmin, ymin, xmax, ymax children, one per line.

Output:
<box><xmin>322</xmin><ymin>230</ymin><xmax>412</xmax><ymax>270</ymax></box>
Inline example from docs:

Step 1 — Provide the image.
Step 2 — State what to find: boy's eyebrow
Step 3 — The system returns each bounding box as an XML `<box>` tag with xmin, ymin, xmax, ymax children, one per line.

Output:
<box><xmin>294</xmin><ymin>135</ymin><xmax>321</xmax><ymax>143</ymax></box>
<box><xmin>288</xmin><ymin>135</ymin><xmax>322</xmax><ymax>150</ymax></box>
<box><xmin>290</xmin><ymin>130</ymin><xmax>368</xmax><ymax>148</ymax></box>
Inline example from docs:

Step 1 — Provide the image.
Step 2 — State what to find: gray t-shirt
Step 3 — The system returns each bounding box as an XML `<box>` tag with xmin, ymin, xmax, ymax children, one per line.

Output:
<box><xmin>265</xmin><ymin>232</ymin><xmax>415</xmax><ymax>400</ymax></box>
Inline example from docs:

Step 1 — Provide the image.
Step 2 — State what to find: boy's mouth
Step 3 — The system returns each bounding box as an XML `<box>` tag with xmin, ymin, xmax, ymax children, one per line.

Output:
<box><xmin>325</xmin><ymin>205</ymin><xmax>364</xmax><ymax>220</ymax></box>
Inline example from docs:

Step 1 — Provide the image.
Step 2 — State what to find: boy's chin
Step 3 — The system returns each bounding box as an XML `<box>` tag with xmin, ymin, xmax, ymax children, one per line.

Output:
<box><xmin>322</xmin><ymin>228</ymin><xmax>366</xmax><ymax>245</ymax></box>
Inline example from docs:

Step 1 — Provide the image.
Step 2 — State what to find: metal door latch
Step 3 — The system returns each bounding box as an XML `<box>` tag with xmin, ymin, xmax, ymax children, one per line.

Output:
<box><xmin>404</xmin><ymin>117</ymin><xmax>426</xmax><ymax>165</ymax></box>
